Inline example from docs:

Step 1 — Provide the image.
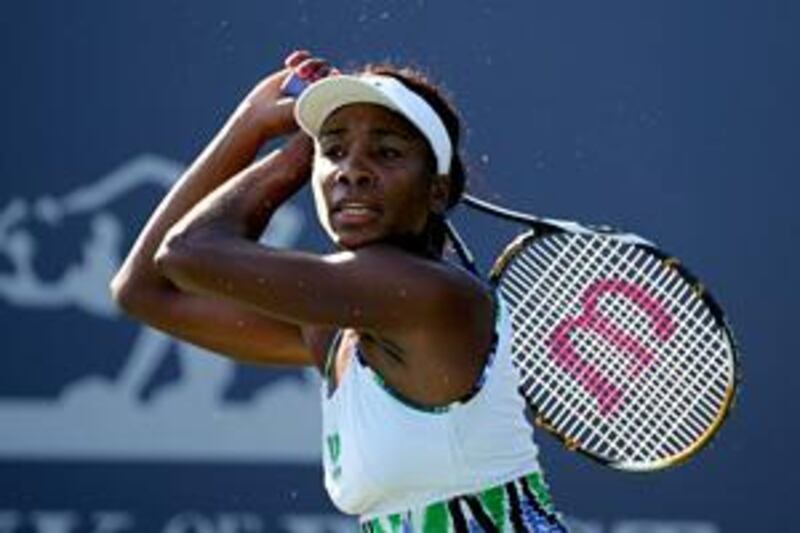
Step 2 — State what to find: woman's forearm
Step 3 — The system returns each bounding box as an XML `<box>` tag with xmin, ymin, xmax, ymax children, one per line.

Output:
<box><xmin>164</xmin><ymin>133</ymin><xmax>313</xmax><ymax>244</ymax></box>
<box><xmin>153</xmin><ymin>133</ymin><xmax>313</xmax><ymax>297</ymax></box>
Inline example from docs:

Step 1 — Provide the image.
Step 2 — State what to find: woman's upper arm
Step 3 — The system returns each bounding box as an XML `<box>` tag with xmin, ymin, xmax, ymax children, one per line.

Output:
<box><xmin>111</xmin><ymin>280</ymin><xmax>316</xmax><ymax>367</ymax></box>
<box><xmin>155</xmin><ymin>235</ymin><xmax>472</xmax><ymax>334</ymax></box>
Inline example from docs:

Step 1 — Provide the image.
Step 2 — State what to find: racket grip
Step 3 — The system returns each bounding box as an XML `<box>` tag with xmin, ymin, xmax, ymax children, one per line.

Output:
<box><xmin>280</xmin><ymin>73</ymin><xmax>310</xmax><ymax>97</ymax></box>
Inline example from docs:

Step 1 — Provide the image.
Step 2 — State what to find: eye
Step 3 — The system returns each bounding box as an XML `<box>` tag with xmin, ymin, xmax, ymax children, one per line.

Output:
<box><xmin>377</xmin><ymin>146</ymin><xmax>403</xmax><ymax>160</ymax></box>
<box><xmin>321</xmin><ymin>144</ymin><xmax>345</xmax><ymax>161</ymax></box>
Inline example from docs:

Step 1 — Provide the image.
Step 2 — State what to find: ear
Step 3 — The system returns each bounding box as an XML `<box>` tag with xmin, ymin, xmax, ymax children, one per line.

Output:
<box><xmin>428</xmin><ymin>174</ymin><xmax>451</xmax><ymax>215</ymax></box>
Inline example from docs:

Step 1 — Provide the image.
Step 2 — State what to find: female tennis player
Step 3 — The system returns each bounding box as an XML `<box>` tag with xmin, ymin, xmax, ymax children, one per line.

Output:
<box><xmin>111</xmin><ymin>50</ymin><xmax>569</xmax><ymax>531</ymax></box>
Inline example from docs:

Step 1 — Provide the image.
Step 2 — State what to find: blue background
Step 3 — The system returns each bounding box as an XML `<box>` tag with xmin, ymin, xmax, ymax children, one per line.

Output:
<box><xmin>2</xmin><ymin>1</ymin><xmax>798</xmax><ymax>531</ymax></box>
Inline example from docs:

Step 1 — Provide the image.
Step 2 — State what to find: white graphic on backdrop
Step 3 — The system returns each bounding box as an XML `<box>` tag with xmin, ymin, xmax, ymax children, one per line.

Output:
<box><xmin>0</xmin><ymin>155</ymin><xmax>321</xmax><ymax>461</ymax></box>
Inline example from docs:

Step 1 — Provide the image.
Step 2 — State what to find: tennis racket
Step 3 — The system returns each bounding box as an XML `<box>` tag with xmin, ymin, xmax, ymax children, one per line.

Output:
<box><xmin>446</xmin><ymin>194</ymin><xmax>739</xmax><ymax>472</ymax></box>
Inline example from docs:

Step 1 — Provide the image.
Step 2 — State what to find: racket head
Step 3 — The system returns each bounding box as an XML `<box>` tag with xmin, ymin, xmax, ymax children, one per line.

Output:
<box><xmin>490</xmin><ymin>227</ymin><xmax>740</xmax><ymax>472</ymax></box>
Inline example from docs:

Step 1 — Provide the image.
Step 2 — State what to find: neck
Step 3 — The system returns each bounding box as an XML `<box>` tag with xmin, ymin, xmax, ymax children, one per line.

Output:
<box><xmin>381</xmin><ymin>231</ymin><xmax>441</xmax><ymax>260</ymax></box>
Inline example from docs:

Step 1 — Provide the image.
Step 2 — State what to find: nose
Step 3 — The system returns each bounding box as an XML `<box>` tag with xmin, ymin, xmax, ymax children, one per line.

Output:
<box><xmin>334</xmin><ymin>150</ymin><xmax>375</xmax><ymax>189</ymax></box>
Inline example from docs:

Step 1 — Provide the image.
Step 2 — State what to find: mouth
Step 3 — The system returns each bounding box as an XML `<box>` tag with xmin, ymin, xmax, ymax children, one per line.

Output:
<box><xmin>331</xmin><ymin>201</ymin><xmax>383</xmax><ymax>226</ymax></box>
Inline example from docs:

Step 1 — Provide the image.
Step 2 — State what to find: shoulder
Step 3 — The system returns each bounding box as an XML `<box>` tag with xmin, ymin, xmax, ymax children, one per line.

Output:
<box><xmin>351</xmin><ymin>244</ymin><xmax>496</xmax><ymax>352</ymax></box>
<box><xmin>344</xmin><ymin>244</ymin><xmax>488</xmax><ymax>298</ymax></box>
<box><xmin>354</xmin><ymin>244</ymin><xmax>493</xmax><ymax>322</ymax></box>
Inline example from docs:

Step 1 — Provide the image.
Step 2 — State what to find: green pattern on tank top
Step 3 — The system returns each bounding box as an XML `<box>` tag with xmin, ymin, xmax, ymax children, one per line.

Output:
<box><xmin>528</xmin><ymin>471</ymin><xmax>554</xmax><ymax>513</ymax></box>
<box><xmin>478</xmin><ymin>484</ymin><xmax>507</xmax><ymax>527</ymax></box>
<box><xmin>361</xmin><ymin>472</ymin><xmax>566</xmax><ymax>532</ymax></box>
<box><xmin>422</xmin><ymin>502</ymin><xmax>448</xmax><ymax>532</ymax></box>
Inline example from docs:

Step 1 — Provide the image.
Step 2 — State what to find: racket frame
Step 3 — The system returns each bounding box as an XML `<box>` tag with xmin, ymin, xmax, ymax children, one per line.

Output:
<box><xmin>447</xmin><ymin>194</ymin><xmax>741</xmax><ymax>472</ymax></box>
<box><xmin>491</xmin><ymin>227</ymin><xmax>740</xmax><ymax>471</ymax></box>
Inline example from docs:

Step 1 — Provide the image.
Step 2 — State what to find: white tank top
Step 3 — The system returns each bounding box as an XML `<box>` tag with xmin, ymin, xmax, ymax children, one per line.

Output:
<box><xmin>320</xmin><ymin>298</ymin><xmax>542</xmax><ymax>519</ymax></box>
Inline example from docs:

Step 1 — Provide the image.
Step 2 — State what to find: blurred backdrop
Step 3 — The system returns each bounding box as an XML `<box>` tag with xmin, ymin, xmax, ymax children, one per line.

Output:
<box><xmin>1</xmin><ymin>1</ymin><xmax>797</xmax><ymax>532</ymax></box>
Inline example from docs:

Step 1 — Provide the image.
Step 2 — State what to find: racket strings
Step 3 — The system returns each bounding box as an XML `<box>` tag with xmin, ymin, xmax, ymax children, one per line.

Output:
<box><xmin>506</xmin><ymin>237</ymin><xmax>632</xmax><ymax>453</ymax></box>
<box><xmin>514</xmin><ymin>238</ymin><xmax>664</xmax><ymax>457</ymax></box>
<box><xmin>499</xmin><ymin>233</ymin><xmax>734</xmax><ymax>467</ymax></box>
<box><xmin>622</xmin><ymin>261</ymin><xmax>733</xmax><ymax>451</ymax></box>
<box><xmin>508</xmin><ymin>260</ymin><xmax>698</xmax><ymax>462</ymax></box>
<box><xmin>606</xmin><ymin>299</ymin><xmax>717</xmax><ymax>457</ymax></box>
<box><xmin>520</xmin><ymin>239</ymin><xmax>732</xmax><ymax>460</ymax></box>
<box><xmin>583</xmin><ymin>257</ymin><xmax>712</xmax><ymax>454</ymax></box>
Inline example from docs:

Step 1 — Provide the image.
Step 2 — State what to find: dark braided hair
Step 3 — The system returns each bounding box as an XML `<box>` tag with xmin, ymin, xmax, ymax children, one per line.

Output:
<box><xmin>359</xmin><ymin>64</ymin><xmax>467</xmax><ymax>257</ymax></box>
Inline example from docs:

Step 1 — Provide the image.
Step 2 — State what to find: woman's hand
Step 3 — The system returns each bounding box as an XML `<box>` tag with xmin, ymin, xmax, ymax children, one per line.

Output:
<box><xmin>241</xmin><ymin>50</ymin><xmax>337</xmax><ymax>138</ymax></box>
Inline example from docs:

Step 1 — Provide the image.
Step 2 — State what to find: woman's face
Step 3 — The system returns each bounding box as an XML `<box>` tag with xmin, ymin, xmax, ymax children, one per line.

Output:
<box><xmin>311</xmin><ymin>103</ymin><xmax>445</xmax><ymax>249</ymax></box>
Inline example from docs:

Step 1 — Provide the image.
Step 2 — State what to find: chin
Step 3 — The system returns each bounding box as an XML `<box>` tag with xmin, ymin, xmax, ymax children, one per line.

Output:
<box><xmin>338</xmin><ymin>235</ymin><xmax>383</xmax><ymax>250</ymax></box>
<box><xmin>329</xmin><ymin>228</ymin><xmax>384</xmax><ymax>250</ymax></box>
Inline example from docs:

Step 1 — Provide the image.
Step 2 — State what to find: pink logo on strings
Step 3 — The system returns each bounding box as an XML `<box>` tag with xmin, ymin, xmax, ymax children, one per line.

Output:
<box><xmin>547</xmin><ymin>279</ymin><xmax>676</xmax><ymax>416</ymax></box>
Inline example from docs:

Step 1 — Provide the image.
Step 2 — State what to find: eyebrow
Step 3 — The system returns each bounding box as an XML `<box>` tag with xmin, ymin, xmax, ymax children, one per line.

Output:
<box><xmin>318</xmin><ymin>127</ymin><xmax>414</xmax><ymax>142</ymax></box>
<box><xmin>319</xmin><ymin>127</ymin><xmax>346</xmax><ymax>140</ymax></box>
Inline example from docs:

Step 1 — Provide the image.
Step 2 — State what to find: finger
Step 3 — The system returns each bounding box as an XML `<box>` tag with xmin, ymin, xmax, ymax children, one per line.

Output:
<box><xmin>297</xmin><ymin>57</ymin><xmax>331</xmax><ymax>79</ymax></box>
<box><xmin>284</xmin><ymin>49</ymin><xmax>312</xmax><ymax>68</ymax></box>
<box><xmin>308</xmin><ymin>63</ymin><xmax>333</xmax><ymax>81</ymax></box>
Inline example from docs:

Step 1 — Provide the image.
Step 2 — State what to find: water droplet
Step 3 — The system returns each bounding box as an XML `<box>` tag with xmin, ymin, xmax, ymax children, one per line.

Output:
<box><xmin>480</xmin><ymin>154</ymin><xmax>490</xmax><ymax>165</ymax></box>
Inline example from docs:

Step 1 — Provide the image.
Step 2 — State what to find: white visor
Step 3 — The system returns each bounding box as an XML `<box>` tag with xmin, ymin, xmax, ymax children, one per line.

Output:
<box><xmin>294</xmin><ymin>74</ymin><xmax>453</xmax><ymax>175</ymax></box>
